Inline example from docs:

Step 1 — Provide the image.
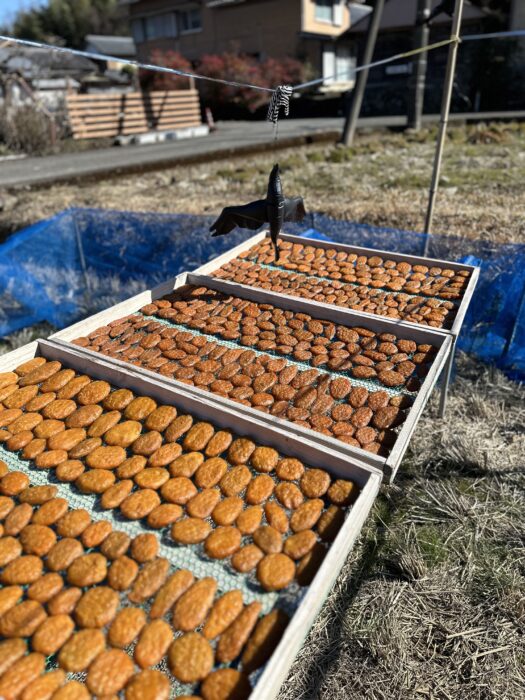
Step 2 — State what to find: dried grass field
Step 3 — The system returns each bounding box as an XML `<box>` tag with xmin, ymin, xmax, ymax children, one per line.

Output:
<box><xmin>0</xmin><ymin>121</ymin><xmax>524</xmax><ymax>699</ymax></box>
<box><xmin>1</xmin><ymin>121</ymin><xmax>525</xmax><ymax>244</ymax></box>
<box><xmin>279</xmin><ymin>354</ymin><xmax>525</xmax><ymax>700</ymax></box>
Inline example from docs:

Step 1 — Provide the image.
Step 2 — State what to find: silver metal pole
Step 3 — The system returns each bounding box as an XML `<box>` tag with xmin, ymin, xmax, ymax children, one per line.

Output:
<box><xmin>423</xmin><ymin>0</ymin><xmax>465</xmax><ymax>256</ymax></box>
<box><xmin>341</xmin><ymin>0</ymin><xmax>386</xmax><ymax>146</ymax></box>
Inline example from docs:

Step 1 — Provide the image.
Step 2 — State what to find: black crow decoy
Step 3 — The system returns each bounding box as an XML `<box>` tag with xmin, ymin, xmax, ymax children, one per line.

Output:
<box><xmin>418</xmin><ymin>0</ymin><xmax>455</xmax><ymax>25</ymax></box>
<box><xmin>210</xmin><ymin>163</ymin><xmax>306</xmax><ymax>261</ymax></box>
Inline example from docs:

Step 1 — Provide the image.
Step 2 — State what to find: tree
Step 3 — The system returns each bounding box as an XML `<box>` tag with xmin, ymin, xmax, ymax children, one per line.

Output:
<box><xmin>10</xmin><ymin>0</ymin><xmax>128</xmax><ymax>48</ymax></box>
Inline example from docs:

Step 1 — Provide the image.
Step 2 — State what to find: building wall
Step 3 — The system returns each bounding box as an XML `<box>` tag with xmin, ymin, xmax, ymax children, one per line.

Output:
<box><xmin>301</xmin><ymin>0</ymin><xmax>351</xmax><ymax>37</ymax></box>
<box><xmin>129</xmin><ymin>0</ymin><xmax>303</xmax><ymax>61</ymax></box>
<box><xmin>127</xmin><ymin>0</ymin><xmax>355</xmax><ymax>81</ymax></box>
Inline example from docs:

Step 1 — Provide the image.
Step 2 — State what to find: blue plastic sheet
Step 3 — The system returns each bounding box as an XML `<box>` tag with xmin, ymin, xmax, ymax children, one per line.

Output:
<box><xmin>0</xmin><ymin>207</ymin><xmax>524</xmax><ymax>382</ymax></box>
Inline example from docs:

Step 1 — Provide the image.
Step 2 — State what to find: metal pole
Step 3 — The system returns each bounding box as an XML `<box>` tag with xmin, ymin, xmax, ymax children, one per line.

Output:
<box><xmin>341</xmin><ymin>0</ymin><xmax>385</xmax><ymax>146</ymax></box>
<box><xmin>423</xmin><ymin>0</ymin><xmax>464</xmax><ymax>255</ymax></box>
<box><xmin>407</xmin><ymin>0</ymin><xmax>431</xmax><ymax>130</ymax></box>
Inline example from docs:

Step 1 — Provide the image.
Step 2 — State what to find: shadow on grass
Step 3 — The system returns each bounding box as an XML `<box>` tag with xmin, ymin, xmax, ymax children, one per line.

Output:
<box><xmin>300</xmin><ymin>481</ymin><xmax>410</xmax><ymax>698</ymax></box>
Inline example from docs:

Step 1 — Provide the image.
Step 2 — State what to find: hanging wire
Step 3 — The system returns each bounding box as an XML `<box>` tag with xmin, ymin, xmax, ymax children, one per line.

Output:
<box><xmin>0</xmin><ymin>35</ymin><xmax>275</xmax><ymax>93</ymax></box>
<box><xmin>0</xmin><ymin>29</ymin><xmax>523</xmax><ymax>126</ymax></box>
<box><xmin>461</xmin><ymin>29</ymin><xmax>525</xmax><ymax>41</ymax></box>
<box><xmin>294</xmin><ymin>37</ymin><xmax>457</xmax><ymax>90</ymax></box>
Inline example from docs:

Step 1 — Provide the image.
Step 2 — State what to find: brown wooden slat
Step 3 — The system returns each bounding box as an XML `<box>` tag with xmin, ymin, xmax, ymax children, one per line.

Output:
<box><xmin>68</xmin><ymin>98</ymin><xmax>199</xmax><ymax>109</ymax></box>
<box><xmin>69</xmin><ymin>116</ymin><xmax>199</xmax><ymax>130</ymax></box>
<box><xmin>73</xmin><ymin>121</ymin><xmax>202</xmax><ymax>139</ymax></box>
<box><xmin>68</xmin><ymin>98</ymin><xmax>199</xmax><ymax>110</ymax></box>
<box><xmin>154</xmin><ymin>119</ymin><xmax>201</xmax><ymax>128</ymax></box>
<box><xmin>147</xmin><ymin>103</ymin><xmax>200</xmax><ymax>111</ymax></box>
<box><xmin>69</xmin><ymin>107</ymin><xmax>200</xmax><ymax>122</ymax></box>
<box><xmin>155</xmin><ymin>114</ymin><xmax>201</xmax><ymax>121</ymax></box>
<box><xmin>69</xmin><ymin>109</ymin><xmax>146</xmax><ymax>119</ymax></box>
<box><xmin>144</xmin><ymin>105</ymin><xmax>201</xmax><ymax>113</ymax></box>
<box><xmin>72</xmin><ymin>126</ymin><xmax>148</xmax><ymax>135</ymax></box>
<box><xmin>73</xmin><ymin>127</ymin><xmax>148</xmax><ymax>139</ymax></box>
<box><xmin>66</xmin><ymin>89</ymin><xmax>197</xmax><ymax>98</ymax></box>
<box><xmin>69</xmin><ymin>116</ymin><xmax>149</xmax><ymax>127</ymax></box>
<box><xmin>67</xmin><ymin>91</ymin><xmax>197</xmax><ymax>104</ymax></box>
<box><xmin>72</xmin><ymin>117</ymin><xmax>201</xmax><ymax>134</ymax></box>
<box><xmin>70</xmin><ymin>124</ymin><xmax>148</xmax><ymax>133</ymax></box>
<box><xmin>67</xmin><ymin>91</ymin><xmax>197</xmax><ymax>99</ymax></box>
<box><xmin>68</xmin><ymin>103</ymin><xmax>199</xmax><ymax>118</ymax></box>
<box><xmin>66</xmin><ymin>94</ymin><xmax>199</xmax><ymax>105</ymax></box>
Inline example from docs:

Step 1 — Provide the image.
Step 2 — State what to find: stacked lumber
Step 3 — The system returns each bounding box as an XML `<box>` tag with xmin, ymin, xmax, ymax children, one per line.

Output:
<box><xmin>66</xmin><ymin>90</ymin><xmax>202</xmax><ymax>140</ymax></box>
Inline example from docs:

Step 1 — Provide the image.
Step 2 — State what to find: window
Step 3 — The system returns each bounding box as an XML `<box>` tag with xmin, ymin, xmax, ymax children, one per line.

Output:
<box><xmin>335</xmin><ymin>46</ymin><xmax>355</xmax><ymax>81</ymax></box>
<box><xmin>315</xmin><ymin>0</ymin><xmax>334</xmax><ymax>23</ymax></box>
<box><xmin>131</xmin><ymin>18</ymin><xmax>145</xmax><ymax>43</ymax></box>
<box><xmin>134</xmin><ymin>12</ymin><xmax>177</xmax><ymax>41</ymax></box>
<box><xmin>323</xmin><ymin>45</ymin><xmax>356</xmax><ymax>83</ymax></box>
<box><xmin>180</xmin><ymin>8</ymin><xmax>202</xmax><ymax>33</ymax></box>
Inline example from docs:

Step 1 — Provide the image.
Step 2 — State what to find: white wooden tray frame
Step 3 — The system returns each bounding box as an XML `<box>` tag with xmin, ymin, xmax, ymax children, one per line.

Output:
<box><xmin>194</xmin><ymin>230</ymin><xmax>479</xmax><ymax>418</ymax></box>
<box><xmin>194</xmin><ymin>231</ymin><xmax>480</xmax><ymax>340</ymax></box>
<box><xmin>0</xmin><ymin>338</ymin><xmax>382</xmax><ymax>700</ymax></box>
<box><xmin>51</xmin><ymin>272</ymin><xmax>452</xmax><ymax>481</ymax></box>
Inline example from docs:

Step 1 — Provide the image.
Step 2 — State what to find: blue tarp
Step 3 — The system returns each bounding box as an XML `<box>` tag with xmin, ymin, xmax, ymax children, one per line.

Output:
<box><xmin>0</xmin><ymin>208</ymin><xmax>524</xmax><ymax>381</ymax></box>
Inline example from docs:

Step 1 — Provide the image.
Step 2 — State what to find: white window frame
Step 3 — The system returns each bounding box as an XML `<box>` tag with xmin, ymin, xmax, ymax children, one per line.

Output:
<box><xmin>333</xmin><ymin>0</ymin><xmax>343</xmax><ymax>26</ymax></box>
<box><xmin>322</xmin><ymin>46</ymin><xmax>336</xmax><ymax>83</ymax></box>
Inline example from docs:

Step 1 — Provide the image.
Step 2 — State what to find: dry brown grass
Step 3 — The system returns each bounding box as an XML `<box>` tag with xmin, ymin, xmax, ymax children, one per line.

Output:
<box><xmin>278</xmin><ymin>354</ymin><xmax>525</xmax><ymax>700</ymax></box>
<box><xmin>1</xmin><ymin>121</ymin><xmax>524</xmax><ymax>244</ymax></box>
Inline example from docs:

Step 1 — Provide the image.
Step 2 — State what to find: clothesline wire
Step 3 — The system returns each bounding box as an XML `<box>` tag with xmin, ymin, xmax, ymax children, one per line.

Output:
<box><xmin>0</xmin><ymin>35</ymin><xmax>275</xmax><ymax>92</ymax></box>
<box><xmin>0</xmin><ymin>28</ymin><xmax>523</xmax><ymax>98</ymax></box>
<box><xmin>295</xmin><ymin>37</ymin><xmax>456</xmax><ymax>90</ymax></box>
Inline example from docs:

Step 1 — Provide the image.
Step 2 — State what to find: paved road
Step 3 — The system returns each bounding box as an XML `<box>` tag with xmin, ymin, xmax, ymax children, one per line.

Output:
<box><xmin>0</xmin><ymin>111</ymin><xmax>523</xmax><ymax>189</ymax></box>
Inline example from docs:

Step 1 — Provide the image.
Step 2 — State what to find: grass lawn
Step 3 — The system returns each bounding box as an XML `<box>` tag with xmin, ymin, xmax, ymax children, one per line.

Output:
<box><xmin>0</xmin><ymin>121</ymin><xmax>523</xmax><ymax>699</ymax></box>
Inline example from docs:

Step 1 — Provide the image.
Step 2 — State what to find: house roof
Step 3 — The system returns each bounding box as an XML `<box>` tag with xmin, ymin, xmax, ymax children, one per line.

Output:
<box><xmin>348</xmin><ymin>0</ymin><xmax>488</xmax><ymax>33</ymax></box>
<box><xmin>85</xmin><ymin>35</ymin><xmax>136</xmax><ymax>58</ymax></box>
<box><xmin>0</xmin><ymin>46</ymin><xmax>96</xmax><ymax>77</ymax></box>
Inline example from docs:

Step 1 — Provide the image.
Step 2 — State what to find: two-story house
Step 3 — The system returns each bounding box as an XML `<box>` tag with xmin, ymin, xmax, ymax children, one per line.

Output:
<box><xmin>120</xmin><ymin>0</ymin><xmax>370</xmax><ymax>90</ymax></box>
<box><xmin>120</xmin><ymin>0</ymin><xmax>525</xmax><ymax>114</ymax></box>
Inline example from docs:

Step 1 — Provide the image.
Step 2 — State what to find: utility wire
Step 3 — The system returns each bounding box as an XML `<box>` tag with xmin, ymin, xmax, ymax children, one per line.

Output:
<box><xmin>0</xmin><ymin>28</ymin><xmax>523</xmax><ymax>118</ymax></box>
<box><xmin>296</xmin><ymin>38</ymin><xmax>457</xmax><ymax>90</ymax></box>
<box><xmin>1</xmin><ymin>30</ymin><xmax>523</xmax><ymax>97</ymax></box>
<box><xmin>0</xmin><ymin>35</ymin><xmax>275</xmax><ymax>92</ymax></box>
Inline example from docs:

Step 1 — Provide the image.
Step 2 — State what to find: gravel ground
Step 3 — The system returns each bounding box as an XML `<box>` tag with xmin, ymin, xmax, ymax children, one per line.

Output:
<box><xmin>0</xmin><ymin>120</ymin><xmax>524</xmax><ymax>699</ymax></box>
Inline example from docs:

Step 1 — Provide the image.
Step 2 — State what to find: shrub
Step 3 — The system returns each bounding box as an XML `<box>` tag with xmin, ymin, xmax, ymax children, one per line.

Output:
<box><xmin>197</xmin><ymin>53</ymin><xmax>267</xmax><ymax>113</ymax></box>
<box><xmin>143</xmin><ymin>50</ymin><xmax>309</xmax><ymax>115</ymax></box>
<box><xmin>261</xmin><ymin>56</ymin><xmax>310</xmax><ymax>92</ymax></box>
<box><xmin>140</xmin><ymin>50</ymin><xmax>194</xmax><ymax>91</ymax></box>
<box><xmin>0</xmin><ymin>105</ymin><xmax>55</xmax><ymax>155</ymax></box>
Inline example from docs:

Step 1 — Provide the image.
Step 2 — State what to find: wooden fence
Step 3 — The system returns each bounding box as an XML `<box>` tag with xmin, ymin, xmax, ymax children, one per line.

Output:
<box><xmin>66</xmin><ymin>89</ymin><xmax>203</xmax><ymax>140</ymax></box>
